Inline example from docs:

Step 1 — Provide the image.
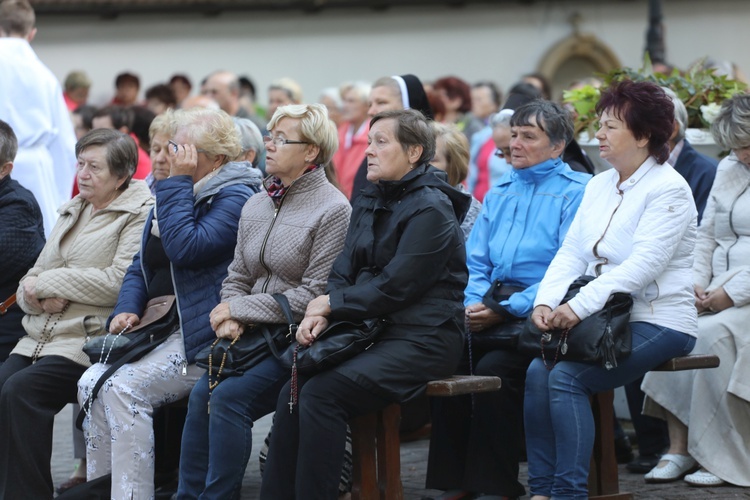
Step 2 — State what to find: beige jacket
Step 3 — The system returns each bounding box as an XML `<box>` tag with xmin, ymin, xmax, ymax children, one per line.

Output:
<box><xmin>14</xmin><ymin>180</ymin><xmax>153</xmax><ymax>366</ymax></box>
<box><xmin>223</xmin><ymin>167</ymin><xmax>351</xmax><ymax>323</ymax></box>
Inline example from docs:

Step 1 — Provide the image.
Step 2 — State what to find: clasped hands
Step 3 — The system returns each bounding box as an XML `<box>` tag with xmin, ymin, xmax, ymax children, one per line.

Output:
<box><xmin>531</xmin><ymin>303</ymin><xmax>581</xmax><ymax>332</ymax></box>
<box><xmin>22</xmin><ymin>277</ymin><xmax>70</xmax><ymax>314</ymax></box>
<box><xmin>295</xmin><ymin>295</ymin><xmax>331</xmax><ymax>347</ymax></box>
<box><xmin>694</xmin><ymin>285</ymin><xmax>733</xmax><ymax>314</ymax></box>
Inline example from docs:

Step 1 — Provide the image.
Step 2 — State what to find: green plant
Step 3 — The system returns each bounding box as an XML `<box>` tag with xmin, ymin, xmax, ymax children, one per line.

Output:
<box><xmin>564</xmin><ymin>54</ymin><xmax>747</xmax><ymax>136</ymax></box>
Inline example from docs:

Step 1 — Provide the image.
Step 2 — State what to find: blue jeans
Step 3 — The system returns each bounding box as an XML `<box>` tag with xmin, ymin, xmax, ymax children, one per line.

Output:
<box><xmin>176</xmin><ymin>355</ymin><xmax>289</xmax><ymax>500</ymax></box>
<box><xmin>524</xmin><ymin>322</ymin><xmax>696</xmax><ymax>500</ymax></box>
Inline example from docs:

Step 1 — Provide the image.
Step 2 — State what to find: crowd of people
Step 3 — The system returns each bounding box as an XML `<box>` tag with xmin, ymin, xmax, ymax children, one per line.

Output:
<box><xmin>2</xmin><ymin>0</ymin><xmax>750</xmax><ymax>499</ymax></box>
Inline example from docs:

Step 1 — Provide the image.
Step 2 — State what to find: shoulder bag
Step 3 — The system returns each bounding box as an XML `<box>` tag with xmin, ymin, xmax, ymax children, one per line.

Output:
<box><xmin>194</xmin><ymin>293</ymin><xmax>297</xmax><ymax>378</ymax></box>
<box><xmin>518</xmin><ymin>275</ymin><xmax>633</xmax><ymax>370</ymax></box>
<box><xmin>470</xmin><ymin>280</ymin><xmax>526</xmax><ymax>350</ymax></box>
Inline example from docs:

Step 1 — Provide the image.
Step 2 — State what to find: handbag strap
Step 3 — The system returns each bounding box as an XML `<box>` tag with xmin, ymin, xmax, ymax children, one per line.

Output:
<box><xmin>76</xmin><ymin>329</ymin><xmax>171</xmax><ymax>430</ymax></box>
<box><xmin>271</xmin><ymin>293</ymin><xmax>295</xmax><ymax>325</ymax></box>
<box><xmin>265</xmin><ymin>293</ymin><xmax>297</xmax><ymax>359</ymax></box>
<box><xmin>0</xmin><ymin>293</ymin><xmax>16</xmax><ymax>315</ymax></box>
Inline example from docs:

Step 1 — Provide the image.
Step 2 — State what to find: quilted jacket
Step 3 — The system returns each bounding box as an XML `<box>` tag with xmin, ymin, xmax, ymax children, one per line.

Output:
<box><xmin>110</xmin><ymin>162</ymin><xmax>261</xmax><ymax>363</ymax></box>
<box><xmin>14</xmin><ymin>180</ymin><xmax>153</xmax><ymax>366</ymax></box>
<box><xmin>222</xmin><ymin>166</ymin><xmax>351</xmax><ymax>324</ymax></box>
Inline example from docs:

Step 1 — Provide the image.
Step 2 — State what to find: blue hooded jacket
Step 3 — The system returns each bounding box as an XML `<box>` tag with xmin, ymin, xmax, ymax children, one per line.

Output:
<box><xmin>464</xmin><ymin>157</ymin><xmax>589</xmax><ymax>317</ymax></box>
<box><xmin>110</xmin><ymin>161</ymin><xmax>262</xmax><ymax>362</ymax></box>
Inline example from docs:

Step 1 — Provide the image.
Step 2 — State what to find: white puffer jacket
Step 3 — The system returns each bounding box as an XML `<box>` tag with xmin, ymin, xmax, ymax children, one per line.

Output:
<box><xmin>694</xmin><ymin>154</ymin><xmax>750</xmax><ymax>305</ymax></box>
<box><xmin>535</xmin><ymin>157</ymin><xmax>698</xmax><ymax>336</ymax></box>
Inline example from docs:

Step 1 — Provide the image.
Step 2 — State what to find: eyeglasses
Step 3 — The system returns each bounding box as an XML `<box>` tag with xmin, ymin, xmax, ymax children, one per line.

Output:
<box><xmin>168</xmin><ymin>140</ymin><xmax>209</xmax><ymax>155</ymax></box>
<box><xmin>494</xmin><ymin>148</ymin><xmax>511</xmax><ymax>159</ymax></box>
<box><xmin>263</xmin><ymin>136</ymin><xmax>310</xmax><ymax>148</ymax></box>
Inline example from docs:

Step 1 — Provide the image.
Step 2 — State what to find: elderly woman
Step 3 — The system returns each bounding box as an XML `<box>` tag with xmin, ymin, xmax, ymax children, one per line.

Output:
<box><xmin>233</xmin><ymin>116</ymin><xmax>265</xmax><ymax>168</ymax></box>
<box><xmin>0</xmin><ymin>129</ymin><xmax>152</xmax><ymax>499</ymax></box>
<box><xmin>331</xmin><ymin>81</ymin><xmax>371</xmax><ymax>199</ymax></box>
<box><xmin>76</xmin><ymin>108</ymin><xmax>263</xmax><ymax>500</ymax></box>
<box><xmin>175</xmin><ymin>103</ymin><xmax>351</xmax><ymax>499</ymax></box>
<box><xmin>640</xmin><ymin>93</ymin><xmax>750</xmax><ymax>487</ymax></box>
<box><xmin>431</xmin><ymin>121</ymin><xmax>483</xmax><ymax>239</ymax></box>
<box><xmin>426</xmin><ymin>101</ymin><xmax>590</xmax><ymax>500</ymax></box>
<box><xmin>525</xmin><ymin>80</ymin><xmax>698</xmax><ymax>500</ymax></box>
<box><xmin>144</xmin><ymin>113</ymin><xmax>173</xmax><ymax>194</ymax></box>
<box><xmin>260</xmin><ymin>109</ymin><xmax>468</xmax><ymax>499</ymax></box>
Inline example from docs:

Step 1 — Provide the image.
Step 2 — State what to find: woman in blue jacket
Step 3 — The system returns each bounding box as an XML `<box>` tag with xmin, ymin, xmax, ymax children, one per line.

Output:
<box><xmin>426</xmin><ymin>100</ymin><xmax>590</xmax><ymax>500</ymax></box>
<box><xmin>76</xmin><ymin>108</ymin><xmax>262</xmax><ymax>500</ymax></box>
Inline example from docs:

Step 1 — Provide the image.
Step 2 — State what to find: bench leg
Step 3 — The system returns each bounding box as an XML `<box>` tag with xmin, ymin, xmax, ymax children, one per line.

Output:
<box><xmin>376</xmin><ymin>404</ymin><xmax>403</xmax><ymax>500</ymax></box>
<box><xmin>589</xmin><ymin>390</ymin><xmax>633</xmax><ymax>500</ymax></box>
<box><xmin>351</xmin><ymin>412</ymin><xmax>379</xmax><ymax>500</ymax></box>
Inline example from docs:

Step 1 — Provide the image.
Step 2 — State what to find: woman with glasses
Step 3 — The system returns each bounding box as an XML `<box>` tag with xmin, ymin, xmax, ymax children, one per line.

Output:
<box><xmin>175</xmin><ymin>103</ymin><xmax>351</xmax><ymax>499</ymax></box>
<box><xmin>525</xmin><ymin>80</ymin><xmax>698</xmax><ymax>500</ymax></box>
<box><xmin>76</xmin><ymin>108</ymin><xmax>263</xmax><ymax>500</ymax></box>
<box><xmin>425</xmin><ymin>100</ymin><xmax>590</xmax><ymax>500</ymax></box>
<box><xmin>639</xmin><ymin>93</ymin><xmax>750</xmax><ymax>488</ymax></box>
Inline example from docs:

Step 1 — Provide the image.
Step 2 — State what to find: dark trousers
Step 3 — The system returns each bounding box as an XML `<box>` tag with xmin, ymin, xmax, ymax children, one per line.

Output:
<box><xmin>426</xmin><ymin>347</ymin><xmax>532</xmax><ymax>498</ymax></box>
<box><xmin>0</xmin><ymin>354</ymin><xmax>86</xmax><ymax>500</ymax></box>
<box><xmin>260</xmin><ymin>370</ymin><xmax>391</xmax><ymax>500</ymax></box>
<box><xmin>625</xmin><ymin>375</ymin><xmax>669</xmax><ymax>456</ymax></box>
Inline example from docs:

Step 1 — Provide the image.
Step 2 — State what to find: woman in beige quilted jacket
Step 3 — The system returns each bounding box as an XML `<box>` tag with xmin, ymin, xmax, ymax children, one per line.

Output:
<box><xmin>0</xmin><ymin>129</ymin><xmax>153</xmax><ymax>500</ymax></box>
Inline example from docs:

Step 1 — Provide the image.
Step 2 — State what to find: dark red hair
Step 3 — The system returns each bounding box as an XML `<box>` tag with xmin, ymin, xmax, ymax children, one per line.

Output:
<box><xmin>434</xmin><ymin>76</ymin><xmax>472</xmax><ymax>114</ymax></box>
<box><xmin>596</xmin><ymin>80</ymin><xmax>674</xmax><ymax>164</ymax></box>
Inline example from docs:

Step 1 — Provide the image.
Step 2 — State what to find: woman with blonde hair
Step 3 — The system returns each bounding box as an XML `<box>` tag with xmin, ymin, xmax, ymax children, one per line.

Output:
<box><xmin>176</xmin><ymin>103</ymin><xmax>351</xmax><ymax>499</ymax></box>
<box><xmin>431</xmin><ymin>122</ymin><xmax>482</xmax><ymax>238</ymax></box>
<box><xmin>77</xmin><ymin>107</ymin><xmax>263</xmax><ymax>500</ymax></box>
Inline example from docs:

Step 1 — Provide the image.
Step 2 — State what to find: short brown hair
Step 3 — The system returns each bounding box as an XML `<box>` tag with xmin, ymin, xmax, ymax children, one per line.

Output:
<box><xmin>0</xmin><ymin>0</ymin><xmax>35</xmax><ymax>36</ymax></box>
<box><xmin>75</xmin><ymin>129</ymin><xmax>138</xmax><ymax>190</ymax></box>
<box><xmin>0</xmin><ymin>119</ymin><xmax>18</xmax><ymax>165</ymax></box>
<box><xmin>370</xmin><ymin>109</ymin><xmax>435</xmax><ymax>165</ymax></box>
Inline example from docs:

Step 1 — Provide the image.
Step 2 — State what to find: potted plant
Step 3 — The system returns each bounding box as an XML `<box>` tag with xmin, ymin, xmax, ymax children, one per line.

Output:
<box><xmin>564</xmin><ymin>55</ymin><xmax>747</xmax><ymax>171</ymax></box>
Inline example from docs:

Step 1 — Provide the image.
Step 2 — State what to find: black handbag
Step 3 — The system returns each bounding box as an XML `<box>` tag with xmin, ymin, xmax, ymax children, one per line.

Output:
<box><xmin>194</xmin><ymin>293</ymin><xmax>297</xmax><ymax>378</ymax></box>
<box><xmin>470</xmin><ymin>280</ymin><xmax>526</xmax><ymax>350</ymax></box>
<box><xmin>281</xmin><ymin>317</ymin><xmax>387</xmax><ymax>376</ymax></box>
<box><xmin>518</xmin><ymin>275</ymin><xmax>633</xmax><ymax>370</ymax></box>
<box><xmin>82</xmin><ymin>295</ymin><xmax>178</xmax><ymax>365</ymax></box>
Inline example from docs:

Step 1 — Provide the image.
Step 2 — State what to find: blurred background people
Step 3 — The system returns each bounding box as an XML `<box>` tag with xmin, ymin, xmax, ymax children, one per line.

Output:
<box><xmin>71</xmin><ymin>105</ymin><xmax>96</xmax><ymax>140</ymax></box>
<box><xmin>145</xmin><ymin>83</ymin><xmax>177</xmax><ymax>115</ymax></box>
<box><xmin>471</xmin><ymin>81</ymin><xmax>502</xmax><ymax>126</ymax></box>
<box><xmin>434</xmin><ymin>76</ymin><xmax>484</xmax><ymax>142</ymax></box>
<box><xmin>91</xmin><ymin>106</ymin><xmax>152</xmax><ymax>182</ymax></box>
<box><xmin>169</xmin><ymin>74</ymin><xmax>192</xmax><ymax>107</ymax></box>
<box><xmin>63</xmin><ymin>70</ymin><xmax>91</xmax><ymax>112</ymax></box>
<box><xmin>319</xmin><ymin>87</ymin><xmax>344</xmax><ymax>127</ymax></box>
<box><xmin>111</xmin><ymin>71</ymin><xmax>140</xmax><ymax>106</ymax></box>
<box><xmin>331</xmin><ymin>81</ymin><xmax>371</xmax><ymax>199</ymax></box>
<box><xmin>267</xmin><ymin>77</ymin><xmax>303</xmax><ymax>120</ymax></box>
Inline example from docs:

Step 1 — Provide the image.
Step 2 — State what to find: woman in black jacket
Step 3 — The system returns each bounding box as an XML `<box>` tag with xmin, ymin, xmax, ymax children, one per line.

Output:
<box><xmin>260</xmin><ymin>109</ymin><xmax>469</xmax><ymax>499</ymax></box>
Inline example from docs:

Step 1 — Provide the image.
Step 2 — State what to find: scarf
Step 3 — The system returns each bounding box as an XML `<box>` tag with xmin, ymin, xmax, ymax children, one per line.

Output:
<box><xmin>266</xmin><ymin>164</ymin><xmax>320</xmax><ymax>205</ymax></box>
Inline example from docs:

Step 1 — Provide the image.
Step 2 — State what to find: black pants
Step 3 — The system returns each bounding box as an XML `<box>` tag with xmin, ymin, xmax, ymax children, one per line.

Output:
<box><xmin>625</xmin><ymin>375</ymin><xmax>669</xmax><ymax>456</ymax></box>
<box><xmin>260</xmin><ymin>370</ymin><xmax>392</xmax><ymax>500</ymax></box>
<box><xmin>426</xmin><ymin>347</ymin><xmax>532</xmax><ymax>498</ymax></box>
<box><xmin>0</xmin><ymin>354</ymin><xmax>86</xmax><ymax>500</ymax></box>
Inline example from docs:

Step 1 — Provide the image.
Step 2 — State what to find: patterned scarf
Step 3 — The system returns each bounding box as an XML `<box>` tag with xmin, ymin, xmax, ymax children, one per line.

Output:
<box><xmin>266</xmin><ymin>164</ymin><xmax>320</xmax><ymax>205</ymax></box>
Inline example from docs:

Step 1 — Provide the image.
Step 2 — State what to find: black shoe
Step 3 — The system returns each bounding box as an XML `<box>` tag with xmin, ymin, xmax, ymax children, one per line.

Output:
<box><xmin>626</xmin><ymin>453</ymin><xmax>662</xmax><ymax>473</ymax></box>
<box><xmin>615</xmin><ymin>435</ymin><xmax>634</xmax><ymax>464</ymax></box>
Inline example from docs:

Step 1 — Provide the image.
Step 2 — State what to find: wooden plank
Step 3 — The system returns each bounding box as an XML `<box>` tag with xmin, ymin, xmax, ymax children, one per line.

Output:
<box><xmin>652</xmin><ymin>354</ymin><xmax>719</xmax><ymax>372</ymax></box>
<box><xmin>425</xmin><ymin>375</ymin><xmax>501</xmax><ymax>397</ymax></box>
<box><xmin>376</xmin><ymin>404</ymin><xmax>403</xmax><ymax>500</ymax></box>
<box><xmin>589</xmin><ymin>390</ymin><xmax>622</xmax><ymax>496</ymax></box>
<box><xmin>350</xmin><ymin>412</ymin><xmax>379</xmax><ymax>500</ymax></box>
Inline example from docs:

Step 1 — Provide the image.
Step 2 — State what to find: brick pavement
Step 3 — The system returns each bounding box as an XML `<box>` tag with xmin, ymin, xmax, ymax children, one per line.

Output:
<box><xmin>52</xmin><ymin>406</ymin><xmax>750</xmax><ymax>499</ymax></box>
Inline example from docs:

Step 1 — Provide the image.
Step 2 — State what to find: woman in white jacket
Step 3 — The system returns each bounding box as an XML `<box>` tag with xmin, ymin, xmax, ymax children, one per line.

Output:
<box><xmin>641</xmin><ymin>93</ymin><xmax>750</xmax><ymax>487</ymax></box>
<box><xmin>525</xmin><ymin>80</ymin><xmax>698</xmax><ymax>500</ymax></box>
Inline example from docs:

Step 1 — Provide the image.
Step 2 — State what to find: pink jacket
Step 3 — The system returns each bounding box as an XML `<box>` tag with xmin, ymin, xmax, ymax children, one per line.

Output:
<box><xmin>332</xmin><ymin>122</ymin><xmax>369</xmax><ymax>199</ymax></box>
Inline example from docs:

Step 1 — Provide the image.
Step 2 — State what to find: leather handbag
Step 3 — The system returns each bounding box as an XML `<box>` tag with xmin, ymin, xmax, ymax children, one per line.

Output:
<box><xmin>470</xmin><ymin>281</ymin><xmax>526</xmax><ymax>350</ymax></box>
<box><xmin>281</xmin><ymin>316</ymin><xmax>387</xmax><ymax>376</ymax></box>
<box><xmin>83</xmin><ymin>295</ymin><xmax>178</xmax><ymax>365</ymax></box>
<box><xmin>518</xmin><ymin>275</ymin><xmax>633</xmax><ymax>370</ymax></box>
<box><xmin>194</xmin><ymin>293</ymin><xmax>297</xmax><ymax>378</ymax></box>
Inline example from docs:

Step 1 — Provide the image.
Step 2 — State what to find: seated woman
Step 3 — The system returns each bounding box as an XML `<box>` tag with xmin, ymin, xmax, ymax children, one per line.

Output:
<box><xmin>144</xmin><ymin>113</ymin><xmax>173</xmax><ymax>194</ymax></box>
<box><xmin>259</xmin><ymin>109</ymin><xmax>469</xmax><ymax>499</ymax></box>
<box><xmin>426</xmin><ymin>100</ymin><xmax>590</xmax><ymax>500</ymax></box>
<box><xmin>0</xmin><ymin>129</ymin><xmax>152</xmax><ymax>500</ymax></box>
<box><xmin>641</xmin><ymin>93</ymin><xmax>750</xmax><ymax>487</ymax></box>
<box><xmin>525</xmin><ymin>80</ymin><xmax>698</xmax><ymax>500</ymax></box>
<box><xmin>176</xmin><ymin>103</ymin><xmax>351</xmax><ymax>499</ymax></box>
<box><xmin>431</xmin><ymin>122</ymin><xmax>483</xmax><ymax>239</ymax></box>
<box><xmin>77</xmin><ymin>107</ymin><xmax>263</xmax><ymax>500</ymax></box>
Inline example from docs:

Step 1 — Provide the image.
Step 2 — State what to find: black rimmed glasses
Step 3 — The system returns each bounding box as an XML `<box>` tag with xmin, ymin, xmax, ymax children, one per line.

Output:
<box><xmin>263</xmin><ymin>136</ymin><xmax>310</xmax><ymax>148</ymax></box>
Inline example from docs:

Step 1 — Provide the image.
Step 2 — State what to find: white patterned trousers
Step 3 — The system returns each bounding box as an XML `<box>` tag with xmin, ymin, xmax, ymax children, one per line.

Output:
<box><xmin>77</xmin><ymin>331</ymin><xmax>204</xmax><ymax>500</ymax></box>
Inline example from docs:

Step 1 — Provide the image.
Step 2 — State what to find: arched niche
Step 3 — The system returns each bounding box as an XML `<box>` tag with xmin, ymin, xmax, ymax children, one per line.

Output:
<box><xmin>537</xmin><ymin>33</ymin><xmax>622</xmax><ymax>101</ymax></box>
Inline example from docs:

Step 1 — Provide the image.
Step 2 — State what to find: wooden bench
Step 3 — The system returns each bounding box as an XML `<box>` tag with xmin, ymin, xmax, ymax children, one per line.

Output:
<box><xmin>588</xmin><ymin>354</ymin><xmax>720</xmax><ymax>500</ymax></box>
<box><xmin>350</xmin><ymin>375</ymin><xmax>502</xmax><ymax>500</ymax></box>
